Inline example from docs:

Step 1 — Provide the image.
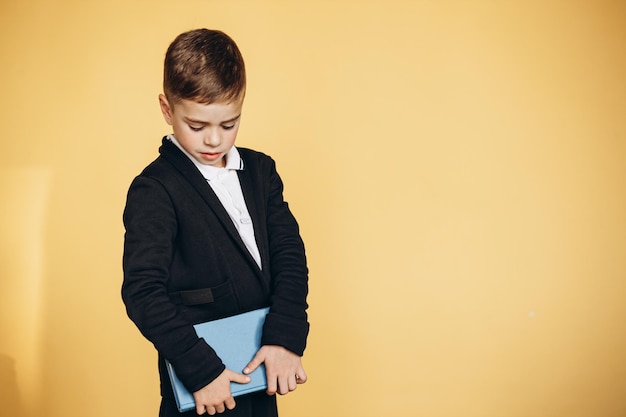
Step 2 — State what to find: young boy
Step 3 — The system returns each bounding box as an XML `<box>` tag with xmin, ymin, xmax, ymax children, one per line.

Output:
<box><xmin>122</xmin><ymin>29</ymin><xmax>309</xmax><ymax>417</ymax></box>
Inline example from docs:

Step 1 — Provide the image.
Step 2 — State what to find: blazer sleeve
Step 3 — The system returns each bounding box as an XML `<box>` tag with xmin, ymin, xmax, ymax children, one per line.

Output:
<box><xmin>260</xmin><ymin>158</ymin><xmax>310</xmax><ymax>355</ymax></box>
<box><xmin>121</xmin><ymin>175</ymin><xmax>225</xmax><ymax>393</ymax></box>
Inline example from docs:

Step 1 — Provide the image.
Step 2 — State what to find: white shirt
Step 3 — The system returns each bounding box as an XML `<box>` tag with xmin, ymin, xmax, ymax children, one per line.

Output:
<box><xmin>167</xmin><ymin>134</ymin><xmax>262</xmax><ymax>269</ymax></box>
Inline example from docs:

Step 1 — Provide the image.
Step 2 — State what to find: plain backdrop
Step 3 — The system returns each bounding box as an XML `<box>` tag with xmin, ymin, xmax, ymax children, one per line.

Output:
<box><xmin>1</xmin><ymin>1</ymin><xmax>625</xmax><ymax>416</ymax></box>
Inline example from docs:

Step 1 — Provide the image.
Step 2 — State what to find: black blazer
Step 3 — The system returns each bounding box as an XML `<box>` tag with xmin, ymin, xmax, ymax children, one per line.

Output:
<box><xmin>122</xmin><ymin>138</ymin><xmax>309</xmax><ymax>397</ymax></box>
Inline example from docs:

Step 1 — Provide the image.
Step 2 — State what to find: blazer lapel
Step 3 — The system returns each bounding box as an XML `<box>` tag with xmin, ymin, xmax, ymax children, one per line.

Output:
<box><xmin>237</xmin><ymin>166</ymin><xmax>267</xmax><ymax>272</ymax></box>
<box><xmin>159</xmin><ymin>139</ymin><xmax>266</xmax><ymax>280</ymax></box>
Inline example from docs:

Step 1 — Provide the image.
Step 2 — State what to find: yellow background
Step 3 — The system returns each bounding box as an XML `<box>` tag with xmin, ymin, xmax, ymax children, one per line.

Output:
<box><xmin>1</xmin><ymin>1</ymin><xmax>625</xmax><ymax>416</ymax></box>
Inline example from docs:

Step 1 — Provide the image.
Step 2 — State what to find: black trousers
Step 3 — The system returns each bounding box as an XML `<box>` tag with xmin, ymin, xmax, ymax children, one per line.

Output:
<box><xmin>159</xmin><ymin>391</ymin><xmax>278</xmax><ymax>417</ymax></box>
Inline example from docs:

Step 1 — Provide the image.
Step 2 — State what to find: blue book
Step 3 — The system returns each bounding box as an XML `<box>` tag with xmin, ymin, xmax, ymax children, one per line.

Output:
<box><xmin>165</xmin><ymin>307</ymin><xmax>270</xmax><ymax>413</ymax></box>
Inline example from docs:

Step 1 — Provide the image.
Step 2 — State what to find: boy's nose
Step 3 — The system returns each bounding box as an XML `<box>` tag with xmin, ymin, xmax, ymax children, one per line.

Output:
<box><xmin>204</xmin><ymin>129</ymin><xmax>221</xmax><ymax>147</ymax></box>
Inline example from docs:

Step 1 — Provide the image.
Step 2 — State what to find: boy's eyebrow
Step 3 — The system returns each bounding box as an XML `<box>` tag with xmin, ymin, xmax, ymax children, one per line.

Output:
<box><xmin>184</xmin><ymin>114</ymin><xmax>241</xmax><ymax>125</ymax></box>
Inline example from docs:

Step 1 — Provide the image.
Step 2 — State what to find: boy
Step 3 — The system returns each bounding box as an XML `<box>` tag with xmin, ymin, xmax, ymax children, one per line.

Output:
<box><xmin>122</xmin><ymin>29</ymin><xmax>309</xmax><ymax>417</ymax></box>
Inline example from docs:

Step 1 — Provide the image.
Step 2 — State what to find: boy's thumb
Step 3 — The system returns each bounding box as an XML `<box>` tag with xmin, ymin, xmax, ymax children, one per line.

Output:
<box><xmin>230</xmin><ymin>372</ymin><xmax>251</xmax><ymax>385</ymax></box>
<box><xmin>243</xmin><ymin>353</ymin><xmax>263</xmax><ymax>375</ymax></box>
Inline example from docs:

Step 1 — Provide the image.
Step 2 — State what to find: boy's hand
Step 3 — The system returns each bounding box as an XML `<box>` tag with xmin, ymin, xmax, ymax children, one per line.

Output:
<box><xmin>193</xmin><ymin>369</ymin><xmax>250</xmax><ymax>415</ymax></box>
<box><xmin>243</xmin><ymin>345</ymin><xmax>307</xmax><ymax>396</ymax></box>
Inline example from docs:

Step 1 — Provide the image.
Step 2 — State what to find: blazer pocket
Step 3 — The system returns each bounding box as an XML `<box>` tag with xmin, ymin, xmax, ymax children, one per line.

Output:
<box><xmin>170</xmin><ymin>280</ymin><xmax>239</xmax><ymax>322</ymax></box>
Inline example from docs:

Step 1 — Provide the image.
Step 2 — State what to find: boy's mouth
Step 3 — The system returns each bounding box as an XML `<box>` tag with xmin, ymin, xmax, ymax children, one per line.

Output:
<box><xmin>200</xmin><ymin>152</ymin><xmax>221</xmax><ymax>161</ymax></box>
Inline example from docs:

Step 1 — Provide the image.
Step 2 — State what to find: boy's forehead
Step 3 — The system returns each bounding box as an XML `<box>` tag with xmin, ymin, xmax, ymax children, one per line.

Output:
<box><xmin>174</xmin><ymin>98</ymin><xmax>243</xmax><ymax>120</ymax></box>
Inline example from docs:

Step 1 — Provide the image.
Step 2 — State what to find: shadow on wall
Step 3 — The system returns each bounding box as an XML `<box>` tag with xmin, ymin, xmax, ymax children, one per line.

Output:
<box><xmin>0</xmin><ymin>168</ymin><xmax>51</xmax><ymax>417</ymax></box>
<box><xmin>0</xmin><ymin>353</ymin><xmax>22</xmax><ymax>417</ymax></box>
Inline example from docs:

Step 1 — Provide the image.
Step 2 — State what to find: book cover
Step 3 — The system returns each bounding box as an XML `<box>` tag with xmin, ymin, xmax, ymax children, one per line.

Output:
<box><xmin>165</xmin><ymin>307</ymin><xmax>270</xmax><ymax>413</ymax></box>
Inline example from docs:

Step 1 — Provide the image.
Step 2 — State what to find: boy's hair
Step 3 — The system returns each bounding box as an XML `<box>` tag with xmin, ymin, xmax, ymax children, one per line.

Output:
<box><xmin>163</xmin><ymin>28</ymin><xmax>246</xmax><ymax>104</ymax></box>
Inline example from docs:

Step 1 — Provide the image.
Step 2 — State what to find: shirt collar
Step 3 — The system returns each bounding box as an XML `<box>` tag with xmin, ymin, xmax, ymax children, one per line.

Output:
<box><xmin>167</xmin><ymin>134</ymin><xmax>244</xmax><ymax>181</ymax></box>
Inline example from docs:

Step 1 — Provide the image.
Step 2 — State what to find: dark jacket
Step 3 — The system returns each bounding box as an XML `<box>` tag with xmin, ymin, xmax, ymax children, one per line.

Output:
<box><xmin>122</xmin><ymin>138</ymin><xmax>309</xmax><ymax>400</ymax></box>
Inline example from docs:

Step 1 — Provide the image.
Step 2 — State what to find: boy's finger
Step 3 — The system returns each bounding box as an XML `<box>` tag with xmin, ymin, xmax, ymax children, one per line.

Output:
<box><xmin>243</xmin><ymin>353</ymin><xmax>263</xmax><ymax>374</ymax></box>
<box><xmin>230</xmin><ymin>372</ymin><xmax>252</xmax><ymax>384</ymax></box>
<box><xmin>265</xmin><ymin>376</ymin><xmax>278</xmax><ymax>396</ymax></box>
<box><xmin>225</xmin><ymin>397</ymin><xmax>237</xmax><ymax>410</ymax></box>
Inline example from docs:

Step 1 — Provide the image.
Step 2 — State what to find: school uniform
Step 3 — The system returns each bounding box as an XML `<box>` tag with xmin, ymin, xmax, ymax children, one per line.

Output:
<box><xmin>122</xmin><ymin>137</ymin><xmax>309</xmax><ymax>416</ymax></box>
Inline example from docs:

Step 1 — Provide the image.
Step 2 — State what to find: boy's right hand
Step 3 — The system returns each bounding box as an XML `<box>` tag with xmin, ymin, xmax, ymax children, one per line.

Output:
<box><xmin>193</xmin><ymin>369</ymin><xmax>250</xmax><ymax>415</ymax></box>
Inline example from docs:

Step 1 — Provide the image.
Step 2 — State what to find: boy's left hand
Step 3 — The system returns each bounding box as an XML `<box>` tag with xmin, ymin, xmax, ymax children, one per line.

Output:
<box><xmin>243</xmin><ymin>345</ymin><xmax>307</xmax><ymax>396</ymax></box>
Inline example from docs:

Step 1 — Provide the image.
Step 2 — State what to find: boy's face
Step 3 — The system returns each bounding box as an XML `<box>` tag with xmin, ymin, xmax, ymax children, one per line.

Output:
<box><xmin>159</xmin><ymin>94</ymin><xmax>243</xmax><ymax>167</ymax></box>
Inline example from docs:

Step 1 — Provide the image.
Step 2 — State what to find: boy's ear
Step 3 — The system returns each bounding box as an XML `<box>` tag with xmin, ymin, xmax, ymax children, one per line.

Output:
<box><xmin>159</xmin><ymin>94</ymin><xmax>174</xmax><ymax>125</ymax></box>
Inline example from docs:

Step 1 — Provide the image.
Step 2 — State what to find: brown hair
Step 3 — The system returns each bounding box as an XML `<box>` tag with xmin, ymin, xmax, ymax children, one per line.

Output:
<box><xmin>163</xmin><ymin>29</ymin><xmax>246</xmax><ymax>104</ymax></box>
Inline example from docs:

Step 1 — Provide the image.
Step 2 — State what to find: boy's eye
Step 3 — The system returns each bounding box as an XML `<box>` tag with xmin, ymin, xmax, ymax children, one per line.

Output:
<box><xmin>189</xmin><ymin>125</ymin><xmax>204</xmax><ymax>132</ymax></box>
<box><xmin>222</xmin><ymin>125</ymin><xmax>235</xmax><ymax>130</ymax></box>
